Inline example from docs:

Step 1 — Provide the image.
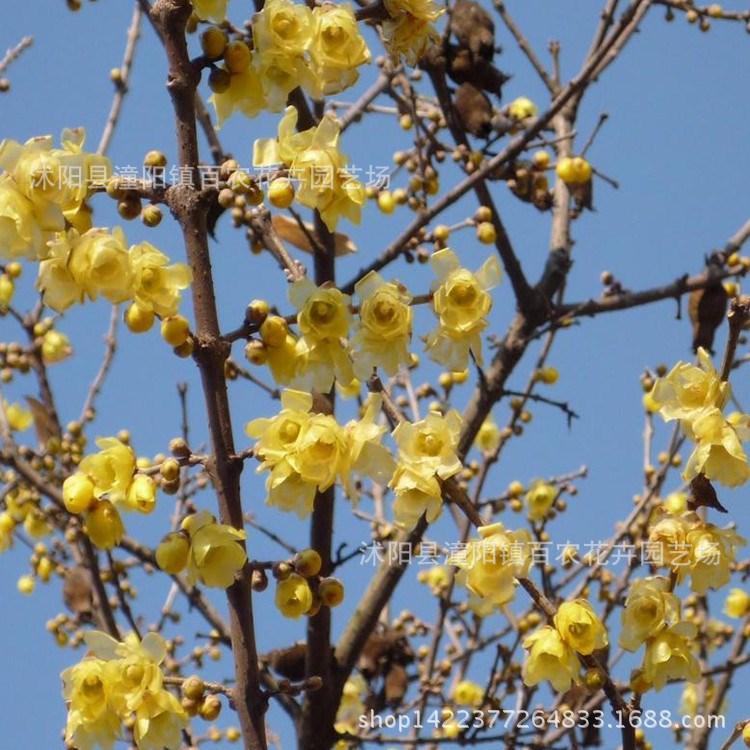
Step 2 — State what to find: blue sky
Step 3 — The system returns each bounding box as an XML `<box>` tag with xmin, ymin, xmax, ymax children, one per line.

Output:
<box><xmin>1</xmin><ymin>1</ymin><xmax>750</xmax><ymax>748</ymax></box>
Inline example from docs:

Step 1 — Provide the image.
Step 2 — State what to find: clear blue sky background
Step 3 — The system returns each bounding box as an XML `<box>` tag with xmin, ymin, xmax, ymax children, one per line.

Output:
<box><xmin>1</xmin><ymin>1</ymin><xmax>750</xmax><ymax>749</ymax></box>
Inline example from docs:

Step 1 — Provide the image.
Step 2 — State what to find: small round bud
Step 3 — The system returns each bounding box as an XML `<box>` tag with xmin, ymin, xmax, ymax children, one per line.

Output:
<box><xmin>294</xmin><ymin>549</ymin><xmax>322</xmax><ymax>578</ymax></box>
<box><xmin>144</xmin><ymin>150</ymin><xmax>168</xmax><ymax>169</ymax></box>
<box><xmin>244</xmin><ymin>340</ymin><xmax>268</xmax><ymax>365</ymax></box>
<box><xmin>246</xmin><ymin>299</ymin><xmax>270</xmax><ymax>326</ymax></box>
<box><xmin>182</xmin><ymin>675</ymin><xmax>206</xmax><ymax>701</ymax></box>
<box><xmin>169</xmin><ymin>438</ymin><xmax>190</xmax><ymax>458</ymax></box>
<box><xmin>161</xmin><ymin>316</ymin><xmax>190</xmax><ymax>347</ymax></box>
<box><xmin>476</xmin><ymin>222</ymin><xmax>497</xmax><ymax>244</ymax></box>
<box><xmin>272</xmin><ymin>561</ymin><xmax>292</xmax><ymax>580</ymax></box>
<box><xmin>5</xmin><ymin>262</ymin><xmax>22</xmax><ymax>279</ymax></box>
<box><xmin>433</xmin><ymin>224</ymin><xmax>450</xmax><ymax>241</ymax></box>
<box><xmin>223</xmin><ymin>41</ymin><xmax>251</xmax><ymax>73</ymax></box>
<box><xmin>200</xmin><ymin>27</ymin><xmax>228</xmax><ymax>59</ymax></box>
<box><xmin>124</xmin><ymin>303</ymin><xmax>155</xmax><ymax>334</ymax></box>
<box><xmin>260</xmin><ymin>316</ymin><xmax>287</xmax><ymax>348</ymax></box>
<box><xmin>208</xmin><ymin>67</ymin><xmax>231</xmax><ymax>94</ymax></box>
<box><xmin>118</xmin><ymin>198</ymin><xmax>142</xmax><ymax>221</ymax></box>
<box><xmin>268</xmin><ymin>178</ymin><xmax>295</xmax><ymax>209</ymax></box>
<box><xmin>251</xmin><ymin>568</ymin><xmax>269</xmax><ymax>592</ymax></box>
<box><xmin>532</xmin><ymin>151</ymin><xmax>551</xmax><ymax>169</ymax></box>
<box><xmin>198</xmin><ymin>694</ymin><xmax>222</xmax><ymax>721</ymax></box>
<box><xmin>63</xmin><ymin>473</ymin><xmax>95</xmax><ymax>514</ymax></box>
<box><xmin>141</xmin><ymin>204</ymin><xmax>163</xmax><ymax>227</ymax></box>
<box><xmin>377</xmin><ymin>191</ymin><xmax>396</xmax><ymax>214</ymax></box>
<box><xmin>173</xmin><ymin>338</ymin><xmax>195</xmax><ymax>358</ymax></box>
<box><xmin>161</xmin><ymin>458</ymin><xmax>181</xmax><ymax>482</ymax></box>
<box><xmin>318</xmin><ymin>577</ymin><xmax>344</xmax><ymax>608</ymax></box>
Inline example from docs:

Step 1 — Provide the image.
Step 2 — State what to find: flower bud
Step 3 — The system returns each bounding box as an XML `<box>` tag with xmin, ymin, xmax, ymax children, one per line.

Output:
<box><xmin>156</xmin><ymin>531</ymin><xmax>190</xmax><ymax>574</ymax></box>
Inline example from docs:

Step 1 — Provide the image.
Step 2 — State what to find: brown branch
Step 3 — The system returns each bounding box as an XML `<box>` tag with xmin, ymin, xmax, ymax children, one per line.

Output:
<box><xmin>149</xmin><ymin>2</ymin><xmax>266</xmax><ymax>749</ymax></box>
<box><xmin>0</xmin><ymin>36</ymin><xmax>33</xmax><ymax>78</ymax></box>
<box><xmin>98</xmin><ymin>3</ymin><xmax>142</xmax><ymax>156</ymax></box>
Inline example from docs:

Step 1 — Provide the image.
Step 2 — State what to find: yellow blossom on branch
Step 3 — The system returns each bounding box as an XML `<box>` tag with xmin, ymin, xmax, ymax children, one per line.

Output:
<box><xmin>424</xmin><ymin>248</ymin><xmax>501</xmax><ymax>371</ymax></box>
<box><xmin>382</xmin><ymin>0</ymin><xmax>444</xmax><ymax>65</ymax></box>
<box><xmin>641</xmin><ymin>621</ymin><xmax>701</xmax><ymax>692</ymax></box>
<box><xmin>522</xmin><ymin>625</ymin><xmax>581</xmax><ymax>692</ymax></box>
<box><xmin>619</xmin><ymin>576</ymin><xmax>681</xmax><ymax>652</ymax></box>
<box><xmin>554</xmin><ymin>599</ymin><xmax>608</xmax><ymax>655</ymax></box>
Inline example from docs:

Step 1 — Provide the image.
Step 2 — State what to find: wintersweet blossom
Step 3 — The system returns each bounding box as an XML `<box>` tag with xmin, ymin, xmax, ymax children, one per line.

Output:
<box><xmin>522</xmin><ymin>626</ymin><xmax>581</xmax><ymax>692</ymax></box>
<box><xmin>382</xmin><ymin>0</ymin><xmax>444</xmax><ymax>65</ymax></box>
<box><xmin>424</xmin><ymin>248</ymin><xmax>502</xmax><ymax>371</ymax></box>
<box><xmin>253</xmin><ymin>106</ymin><xmax>365</xmax><ymax>230</ymax></box>
<box><xmin>351</xmin><ymin>271</ymin><xmax>413</xmax><ymax>378</ymax></box>
<box><xmin>449</xmin><ymin>523</ymin><xmax>532</xmax><ymax>609</ymax></box>
<box><xmin>619</xmin><ymin>576</ymin><xmax>681</xmax><ymax>652</ymax></box>
<box><xmin>554</xmin><ymin>600</ymin><xmax>608</xmax><ymax>655</ymax></box>
<box><xmin>289</xmin><ymin>278</ymin><xmax>354</xmax><ymax>392</ymax></box>
<box><xmin>181</xmin><ymin>510</ymin><xmax>248</xmax><ymax>588</ymax></box>
<box><xmin>192</xmin><ymin>0</ymin><xmax>227</xmax><ymax>22</ymax></box>
<box><xmin>525</xmin><ymin>479</ymin><xmax>557</xmax><ymax>522</ymax></box>
<box><xmin>275</xmin><ymin>572</ymin><xmax>313</xmax><ymax>618</ymax></box>
<box><xmin>641</xmin><ymin>622</ymin><xmax>701</xmax><ymax>691</ymax></box>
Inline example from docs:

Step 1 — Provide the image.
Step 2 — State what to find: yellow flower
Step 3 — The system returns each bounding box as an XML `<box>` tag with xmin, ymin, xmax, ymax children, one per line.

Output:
<box><xmin>554</xmin><ymin>599</ymin><xmax>608</xmax><ymax>655</ymax></box>
<box><xmin>290</xmin><ymin>412</ymin><xmax>348</xmax><ymax>490</ymax></box>
<box><xmin>352</xmin><ymin>271</ymin><xmax>413</xmax><ymax>378</ymax></box>
<box><xmin>663</xmin><ymin>491</ymin><xmax>688</xmax><ymax>514</ymax></box>
<box><xmin>724</xmin><ymin>588</ymin><xmax>750</xmax><ymax>618</ymax></box>
<box><xmin>84</xmin><ymin>630</ymin><xmax>167</xmax><ymax>715</ymax></box>
<box><xmin>209</xmin><ymin>65</ymin><xmax>267</xmax><ymax>127</ymax></box>
<box><xmin>303</xmin><ymin>3</ymin><xmax>371</xmax><ymax>98</ymax></box>
<box><xmin>133</xmin><ymin>689</ymin><xmax>187</xmax><ymax>750</ymax></box>
<box><xmin>474</xmin><ymin>416</ymin><xmax>501</xmax><ymax>454</ymax></box>
<box><xmin>619</xmin><ymin>576</ymin><xmax>681</xmax><ymax>652</ymax></box>
<box><xmin>41</xmin><ymin>329</ymin><xmax>73</xmax><ymax>363</ymax></box>
<box><xmin>192</xmin><ymin>0</ymin><xmax>227</xmax><ymax>22</ymax></box>
<box><xmin>290</xmin><ymin>278</ymin><xmax>354</xmax><ymax>392</ymax></box>
<box><xmin>526</xmin><ymin>479</ymin><xmax>557</xmax><ymax>522</ymax></box>
<box><xmin>84</xmin><ymin>499</ymin><xmax>124</xmax><ymax>550</ymax></box>
<box><xmin>0</xmin><ymin>175</ymin><xmax>50</xmax><ymax>259</ymax></box>
<box><xmin>275</xmin><ymin>572</ymin><xmax>313</xmax><ymax>618</ymax></box>
<box><xmin>382</xmin><ymin>0</ymin><xmax>443</xmax><ymax>65</ymax></box>
<box><xmin>686</xmin><ymin>520</ymin><xmax>745</xmax><ymax>595</ymax></box>
<box><xmin>417</xmin><ymin>564</ymin><xmax>452</xmax><ymax>595</ymax></box>
<box><xmin>641</xmin><ymin>622</ymin><xmax>701</xmax><ymax>691</ymax></box>
<box><xmin>650</xmin><ymin>348</ymin><xmax>730</xmax><ymax>437</ymax></box>
<box><xmin>129</xmin><ymin>242</ymin><xmax>192</xmax><ymax>318</ymax></box>
<box><xmin>425</xmin><ymin>248</ymin><xmax>502</xmax><ymax>371</ymax></box>
<box><xmin>335</xmin><ymin>675</ymin><xmax>366</xmax><ymax>734</ymax></box>
<box><xmin>390</xmin><ymin>465</ymin><xmax>443</xmax><ymax>529</ymax></box>
<box><xmin>253</xmin><ymin>0</ymin><xmax>313</xmax><ymax>62</ymax></box>
<box><xmin>63</xmin><ymin>472</ymin><xmax>96</xmax><ymax>514</ymax></box>
<box><xmin>3</xmin><ymin>400</ymin><xmax>32</xmax><ymax>431</ymax></box>
<box><xmin>182</xmin><ymin>510</ymin><xmax>247</xmax><ymax>589</ymax></box>
<box><xmin>39</xmin><ymin>228</ymin><xmax>133</xmax><ymax>311</ymax></box>
<box><xmin>125</xmin><ymin>474</ymin><xmax>157</xmax><ymax>515</ymax></box>
<box><xmin>156</xmin><ymin>531</ymin><xmax>190</xmax><ymax>575</ymax></box>
<box><xmin>254</xmin><ymin>106</ymin><xmax>365</xmax><ymax>230</ymax></box>
<box><xmin>393</xmin><ymin>409</ymin><xmax>462</xmax><ymax>479</ymax></box>
<box><xmin>0</xmin><ymin>129</ymin><xmax>109</xmax><ymax>229</ymax></box>
<box><xmin>340</xmin><ymin>393</ymin><xmax>397</xmax><ymax>499</ymax></box>
<box><xmin>522</xmin><ymin>626</ymin><xmax>581</xmax><ymax>692</ymax></box>
<box><xmin>61</xmin><ymin>657</ymin><xmax>121</xmax><ymax>750</ymax></box>
<box><xmin>0</xmin><ymin>512</ymin><xmax>15</xmax><ymax>552</ymax></box>
<box><xmin>246</xmin><ymin>389</ymin><xmax>312</xmax><ymax>466</ymax></box>
<box><xmin>453</xmin><ymin>680</ymin><xmax>484</xmax><ymax>708</ymax></box>
<box><xmin>683</xmin><ymin>408</ymin><xmax>750</xmax><ymax>487</ymax></box>
<box><xmin>267</xmin><ymin>330</ymin><xmax>303</xmax><ymax>385</ymax></box>
<box><xmin>449</xmin><ymin>523</ymin><xmax>532</xmax><ymax>608</ymax></box>
<box><xmin>647</xmin><ymin>510</ymin><xmax>693</xmax><ymax>573</ymax></box>
<box><xmin>79</xmin><ymin>437</ymin><xmax>137</xmax><ymax>504</ymax></box>
<box><xmin>509</xmin><ymin>97</ymin><xmax>537</xmax><ymax>120</ymax></box>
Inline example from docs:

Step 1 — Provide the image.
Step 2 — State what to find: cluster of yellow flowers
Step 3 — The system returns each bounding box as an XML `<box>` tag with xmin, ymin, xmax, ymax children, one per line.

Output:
<box><xmin>210</xmin><ymin>0</ymin><xmax>370</xmax><ymax>125</ymax></box>
<box><xmin>274</xmin><ymin>550</ymin><xmax>345</xmax><ymax>619</ymax></box>
<box><xmin>650</xmin><ymin>347</ymin><xmax>750</xmax><ymax>486</ymax></box>
<box><xmin>0</xmin><ymin>130</ymin><xmax>191</xmax><ymax>325</ymax></box>
<box><xmin>617</xmin><ymin>576</ymin><xmax>701</xmax><ymax>692</ymax></box>
<box><xmin>0</xmin><ymin>129</ymin><xmax>107</xmax><ymax>259</ymax></box>
<box><xmin>647</xmin><ymin>508</ymin><xmax>744</xmax><ymax>595</ymax></box>
<box><xmin>156</xmin><ymin>510</ymin><xmax>248</xmax><ymax>589</ymax></box>
<box><xmin>61</xmin><ymin>630</ymin><xmax>187</xmax><ymax>750</ymax></box>
<box><xmin>390</xmin><ymin>410</ymin><xmax>462</xmax><ymax>529</ymax></box>
<box><xmin>249</xmin><ymin>255</ymin><xmax>500</xmax><ymax>392</ymax></box>
<box><xmin>449</xmin><ymin>523</ymin><xmax>532</xmax><ymax>613</ymax></box>
<box><xmin>253</xmin><ymin>106</ymin><xmax>365</xmax><ymax>231</ymax></box>
<box><xmin>381</xmin><ymin>0</ymin><xmax>444</xmax><ymax>65</ymax></box>
<box><xmin>63</xmin><ymin>437</ymin><xmax>152</xmax><ymax>550</ymax></box>
<box><xmin>246</xmin><ymin>390</ymin><xmax>395</xmax><ymax>519</ymax></box>
<box><xmin>0</xmin><ymin>481</ymin><xmax>50</xmax><ymax>549</ymax></box>
<box><xmin>522</xmin><ymin>600</ymin><xmax>608</xmax><ymax>692</ymax></box>
<box><xmin>38</xmin><ymin>228</ymin><xmax>192</xmax><ymax>325</ymax></box>
<box><xmin>424</xmin><ymin>249</ymin><xmax>502</xmax><ymax>372</ymax></box>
